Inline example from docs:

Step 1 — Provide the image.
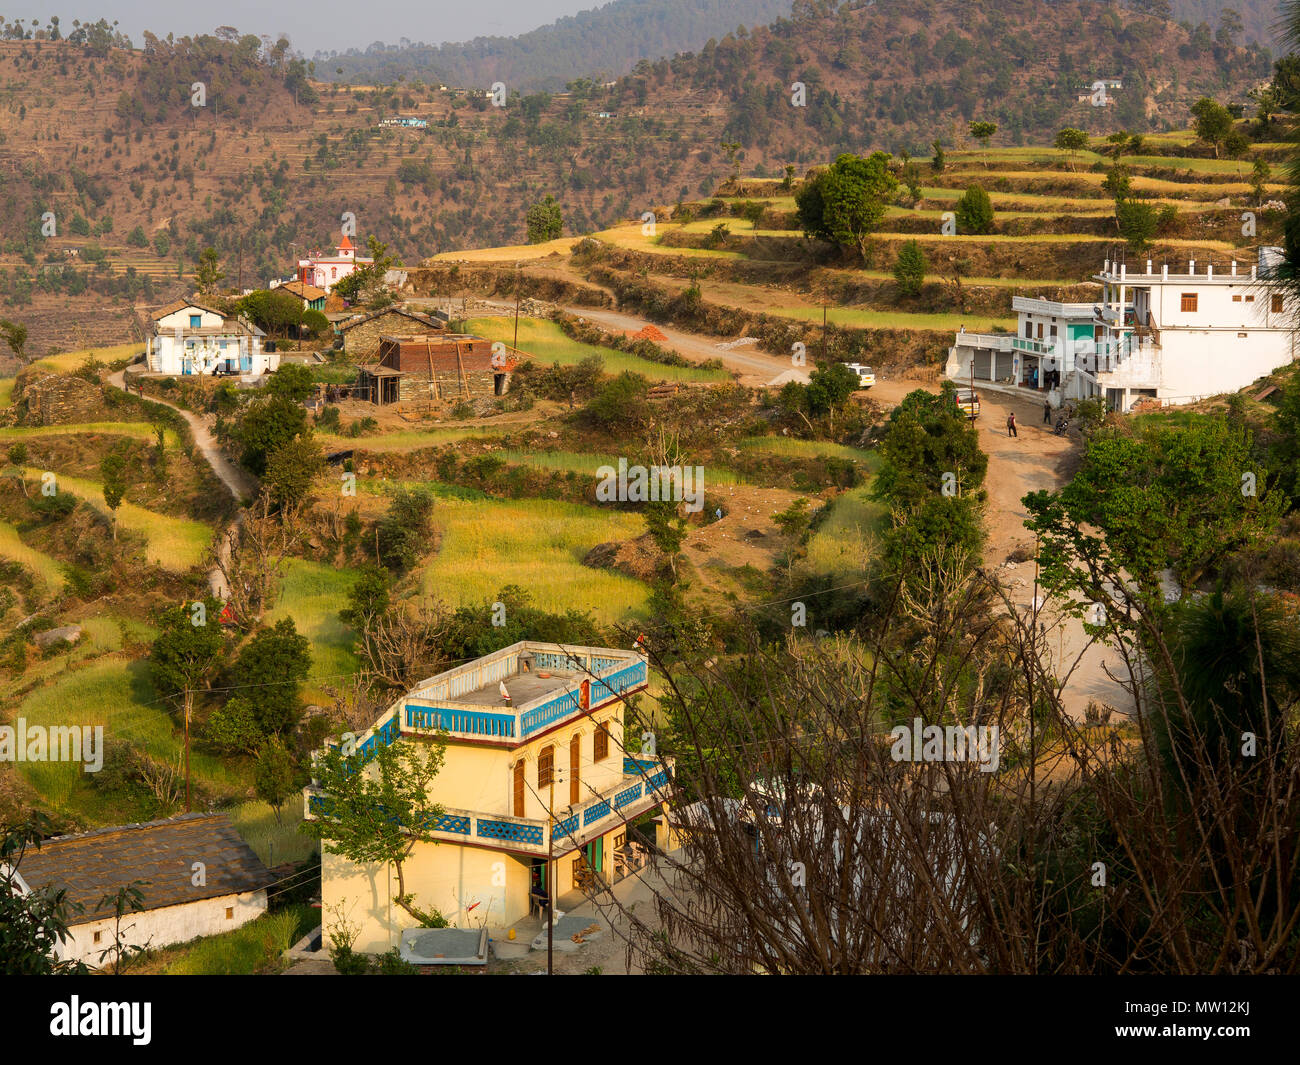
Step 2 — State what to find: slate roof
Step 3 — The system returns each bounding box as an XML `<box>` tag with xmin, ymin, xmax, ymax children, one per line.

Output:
<box><xmin>280</xmin><ymin>280</ymin><xmax>327</xmax><ymax>302</ymax></box>
<box><xmin>14</xmin><ymin>813</ymin><xmax>274</xmax><ymax>924</ymax></box>
<box><xmin>337</xmin><ymin>307</ymin><xmax>443</xmax><ymax>333</ymax></box>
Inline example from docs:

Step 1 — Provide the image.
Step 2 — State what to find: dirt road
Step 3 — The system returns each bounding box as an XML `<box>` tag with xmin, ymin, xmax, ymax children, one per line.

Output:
<box><xmin>552</xmin><ymin>304</ymin><xmax>1131</xmax><ymax>720</ymax></box>
<box><xmin>108</xmin><ymin>367</ymin><xmax>255</xmax><ymax>597</ymax></box>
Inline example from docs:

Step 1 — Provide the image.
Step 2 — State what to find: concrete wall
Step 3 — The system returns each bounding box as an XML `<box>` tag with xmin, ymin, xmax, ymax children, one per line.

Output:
<box><xmin>322</xmin><ymin>842</ymin><xmax>531</xmax><ymax>951</ymax></box>
<box><xmin>56</xmin><ymin>889</ymin><xmax>268</xmax><ymax>967</ymax></box>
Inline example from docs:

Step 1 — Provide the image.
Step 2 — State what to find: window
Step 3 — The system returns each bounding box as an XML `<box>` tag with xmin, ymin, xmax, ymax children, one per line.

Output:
<box><xmin>1036</xmin><ymin>323</ymin><xmax>1043</xmax><ymax>340</ymax></box>
<box><xmin>189</xmin><ymin>314</ymin><xmax>201</xmax><ymax>328</ymax></box>
<box><xmin>1232</xmin><ymin>294</ymin><xmax>1242</xmax><ymax>302</ymax></box>
<box><xmin>1180</xmin><ymin>293</ymin><xmax>1197</xmax><ymax>312</ymax></box>
<box><xmin>1273</xmin><ymin>294</ymin><xmax>1285</xmax><ymax>313</ymax></box>
<box><xmin>1024</xmin><ymin>321</ymin><xmax>1032</xmax><ymax>339</ymax></box>
<box><xmin>93</xmin><ymin>931</ymin><xmax>102</xmax><ymax>944</ymax></box>
<box><xmin>570</xmin><ymin>734</ymin><xmax>581</xmax><ymax>805</ymax></box>
<box><xmin>594</xmin><ymin>723</ymin><xmax>610</xmax><ymax>762</ymax></box>
<box><xmin>1245</xmin><ymin>295</ymin><xmax>1255</xmax><ymax>303</ymax></box>
<box><xmin>538</xmin><ymin>746</ymin><xmax>553</xmax><ymax>788</ymax></box>
<box><xmin>513</xmin><ymin>762</ymin><xmax>525</xmax><ymax>817</ymax></box>
<box><xmin>225</xmin><ymin>907</ymin><xmax>234</xmax><ymax>920</ymax></box>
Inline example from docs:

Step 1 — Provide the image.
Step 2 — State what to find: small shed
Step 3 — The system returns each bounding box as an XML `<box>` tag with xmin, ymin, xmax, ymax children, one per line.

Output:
<box><xmin>357</xmin><ymin>333</ymin><xmax>525</xmax><ymax>405</ymax></box>
<box><xmin>11</xmin><ymin>812</ymin><xmax>274</xmax><ymax>967</ymax></box>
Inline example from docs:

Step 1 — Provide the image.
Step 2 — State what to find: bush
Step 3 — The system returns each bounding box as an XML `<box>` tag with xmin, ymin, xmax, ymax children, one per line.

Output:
<box><xmin>956</xmin><ymin>185</ymin><xmax>994</xmax><ymax>235</ymax></box>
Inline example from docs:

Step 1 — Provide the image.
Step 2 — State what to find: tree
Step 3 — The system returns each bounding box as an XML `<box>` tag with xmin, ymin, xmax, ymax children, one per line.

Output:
<box><xmin>526</xmin><ymin>195</ymin><xmax>563</xmax><ymax>244</ymax></box>
<box><xmin>375</xmin><ymin>487</ymin><xmax>435</xmax><ymax>573</ymax></box>
<box><xmin>1054</xmin><ymin>128</ymin><xmax>1089</xmax><ymax>171</ymax></box>
<box><xmin>100</xmin><ymin>448</ymin><xmax>127</xmax><ymax>541</ymax></box>
<box><xmin>931</xmin><ymin>139</ymin><xmax>945</xmax><ymax>173</ymax></box>
<box><xmin>267</xmin><ymin>362</ymin><xmax>316</xmax><ymax>403</ymax></box>
<box><xmin>331</xmin><ymin>236</ymin><xmax>398</xmax><ymax>308</ymax></box>
<box><xmin>0</xmin><ymin>814</ymin><xmax>88</xmax><ymax>974</ymax></box>
<box><xmin>955</xmin><ymin>184</ymin><xmax>994</xmax><ymax>235</ymax></box>
<box><xmin>7</xmin><ymin>442</ymin><xmax>28</xmax><ymax>497</ymax></box>
<box><xmin>301</xmin><ymin>734</ymin><xmax>448</xmax><ymax>924</ymax></box>
<box><xmin>0</xmin><ymin>318</ymin><xmax>28</xmax><ymax>363</ymax></box>
<box><xmin>969</xmin><ymin>120</ymin><xmax>997</xmax><ymax>164</ymax></box>
<box><xmin>147</xmin><ymin>596</ymin><xmax>225</xmax><ymax>810</ymax></box>
<box><xmin>893</xmin><ymin>239</ymin><xmax>927</xmax><ymax>297</ymax></box>
<box><xmin>1216</xmin><ymin>7</ymin><xmax>1244</xmax><ymax>47</ymax></box>
<box><xmin>1191</xmin><ymin>97</ymin><xmax>1234</xmax><ymax>158</ymax></box>
<box><xmin>1251</xmin><ymin>157</ymin><xmax>1271</xmax><ymax>205</ymax></box>
<box><xmin>237</xmin><ymin>290</ymin><xmax>303</xmax><ymax>338</ymax></box>
<box><xmin>254</xmin><ymin>736</ymin><xmax>302</xmax><ymax>826</ymax></box>
<box><xmin>230</xmin><ymin>394</ymin><xmax>309</xmax><ymax>476</ymax></box>
<box><xmin>263</xmin><ymin>436</ymin><xmax>324</xmax><ymax>509</ymax></box>
<box><xmin>795</xmin><ymin>152</ymin><xmax>898</xmax><ymax>260</ymax></box>
<box><xmin>229</xmin><ymin>617</ymin><xmax>312</xmax><ymax>738</ymax></box>
<box><xmin>1116</xmin><ymin>199</ymin><xmax>1159</xmax><ymax>252</ymax></box>
<box><xmin>195</xmin><ymin>247</ymin><xmax>224</xmax><ymax>296</ymax></box>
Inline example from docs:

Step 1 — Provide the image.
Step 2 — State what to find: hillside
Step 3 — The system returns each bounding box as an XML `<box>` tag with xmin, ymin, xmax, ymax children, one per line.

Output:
<box><xmin>319</xmin><ymin>0</ymin><xmax>798</xmax><ymax>91</ymax></box>
<box><xmin>0</xmin><ymin>0</ymin><xmax>1278</xmax><ymax>354</ymax></box>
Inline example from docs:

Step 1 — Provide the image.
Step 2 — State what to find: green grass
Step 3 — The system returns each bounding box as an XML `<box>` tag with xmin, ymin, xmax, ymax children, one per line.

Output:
<box><xmin>265</xmin><ymin>559</ymin><xmax>360</xmax><ymax>701</ymax></box>
<box><xmin>0</xmin><ymin>377</ymin><xmax>14</xmax><ymax>408</ymax></box>
<box><xmin>771</xmin><ymin>306</ymin><xmax>1016</xmax><ymax>332</ymax></box>
<box><xmin>464</xmin><ymin>317</ymin><xmax>732</xmax><ymax>384</ymax></box>
<box><xmin>0</xmin><ymin>422</ymin><xmax>179</xmax><ymax>446</ymax></box>
<box><xmin>159</xmin><ymin>908</ymin><xmax>307</xmax><ymax>975</ymax></box>
<box><xmin>32</xmin><ymin>343</ymin><xmax>141</xmax><ymax>373</ymax></box>
<box><xmin>420</xmin><ymin>493</ymin><xmax>650</xmax><ymax>622</ymax></box>
<box><xmin>0</xmin><ymin>520</ymin><xmax>65</xmax><ymax>593</ymax></box>
<box><xmin>737</xmin><ymin>437</ymin><xmax>880</xmax><ymax>466</ymax></box>
<box><xmin>495</xmin><ymin>448</ymin><xmax>749</xmax><ymax>486</ymax></box>
<box><xmin>34</xmin><ymin>470</ymin><xmax>211</xmax><ymax>571</ymax></box>
<box><xmin>230</xmin><ymin>799</ymin><xmax>317</xmax><ymax>867</ymax></box>
<box><xmin>592</xmin><ymin>225</ymin><xmax>745</xmax><ymax>258</ymax></box>
<box><xmin>804</xmin><ymin>485</ymin><xmax>886</xmax><ymax>579</ymax></box>
<box><xmin>12</xmin><ymin>655</ymin><xmax>248</xmax><ymax>812</ymax></box>
<box><xmin>317</xmin><ymin>425</ymin><xmax>507</xmax><ymax>452</ymax></box>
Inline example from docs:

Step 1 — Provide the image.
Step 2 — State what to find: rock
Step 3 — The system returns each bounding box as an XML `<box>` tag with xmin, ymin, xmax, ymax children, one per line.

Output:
<box><xmin>35</xmin><ymin>625</ymin><xmax>82</xmax><ymax>649</ymax></box>
<box><xmin>583</xmin><ymin>533</ymin><xmax>668</xmax><ymax>583</ymax></box>
<box><xmin>1215</xmin><ymin>196</ymin><xmax>1232</xmax><ymax>208</ymax></box>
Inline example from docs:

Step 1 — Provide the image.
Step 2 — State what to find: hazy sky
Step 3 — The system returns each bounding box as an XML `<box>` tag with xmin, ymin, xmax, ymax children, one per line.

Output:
<box><xmin>5</xmin><ymin>1</ymin><xmax>603</xmax><ymax>55</ymax></box>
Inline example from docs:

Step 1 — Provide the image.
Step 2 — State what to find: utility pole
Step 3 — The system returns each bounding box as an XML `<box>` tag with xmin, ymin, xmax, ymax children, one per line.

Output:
<box><xmin>822</xmin><ymin>302</ymin><xmax>828</xmax><ymax>364</ymax></box>
<box><xmin>513</xmin><ymin>262</ymin><xmax>521</xmax><ymax>352</ymax></box>
<box><xmin>547</xmin><ymin>771</ymin><xmax>555</xmax><ymax>975</ymax></box>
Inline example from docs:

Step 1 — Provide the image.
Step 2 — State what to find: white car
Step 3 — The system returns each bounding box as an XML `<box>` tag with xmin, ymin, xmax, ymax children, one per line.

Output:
<box><xmin>843</xmin><ymin>362</ymin><xmax>875</xmax><ymax>388</ymax></box>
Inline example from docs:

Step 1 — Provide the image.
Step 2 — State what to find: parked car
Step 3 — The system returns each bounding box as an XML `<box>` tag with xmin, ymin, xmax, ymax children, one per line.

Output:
<box><xmin>843</xmin><ymin>362</ymin><xmax>875</xmax><ymax>388</ymax></box>
<box><xmin>954</xmin><ymin>387</ymin><xmax>980</xmax><ymax>418</ymax></box>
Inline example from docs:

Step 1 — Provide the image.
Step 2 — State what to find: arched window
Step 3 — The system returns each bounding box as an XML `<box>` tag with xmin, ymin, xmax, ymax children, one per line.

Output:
<box><xmin>570</xmin><ymin>733</ymin><xmax>582</xmax><ymax>805</ymax></box>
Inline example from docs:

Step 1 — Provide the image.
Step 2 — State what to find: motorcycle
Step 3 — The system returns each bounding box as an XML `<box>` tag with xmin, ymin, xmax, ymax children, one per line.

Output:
<box><xmin>1053</xmin><ymin>417</ymin><xmax>1070</xmax><ymax>436</ymax></box>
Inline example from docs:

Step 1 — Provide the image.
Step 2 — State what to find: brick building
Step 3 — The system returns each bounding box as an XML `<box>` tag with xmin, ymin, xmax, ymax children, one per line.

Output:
<box><xmin>357</xmin><ymin>333</ymin><xmax>525</xmax><ymax>404</ymax></box>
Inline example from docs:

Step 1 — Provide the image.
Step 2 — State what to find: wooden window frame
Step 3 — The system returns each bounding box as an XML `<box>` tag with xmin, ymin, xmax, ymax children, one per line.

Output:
<box><xmin>570</xmin><ymin>733</ymin><xmax>581</xmax><ymax>806</ymax></box>
<box><xmin>1272</xmin><ymin>294</ymin><xmax>1284</xmax><ymax>313</ymax></box>
<box><xmin>538</xmin><ymin>746</ymin><xmax>554</xmax><ymax>789</ymax></box>
<box><xmin>594</xmin><ymin>723</ymin><xmax>610</xmax><ymax>762</ymax></box>
<box><xmin>1180</xmin><ymin>293</ymin><xmax>1197</xmax><ymax>312</ymax></box>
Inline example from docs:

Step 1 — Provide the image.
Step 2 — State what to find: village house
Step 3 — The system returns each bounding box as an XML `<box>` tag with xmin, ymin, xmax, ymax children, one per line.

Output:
<box><xmin>335</xmin><ymin>306</ymin><xmax>447</xmax><ymax>357</ymax></box>
<box><xmin>308</xmin><ymin>641</ymin><xmax>672</xmax><ymax>953</ymax></box>
<box><xmin>274</xmin><ymin>279</ymin><xmax>328</xmax><ymax>312</ymax></box>
<box><xmin>357</xmin><ymin>332</ymin><xmax>524</xmax><ymax>404</ymax></box>
<box><xmin>297</xmin><ymin>236</ymin><xmax>373</xmax><ymax>293</ymax></box>
<box><xmin>9</xmin><ymin>813</ymin><xmax>274</xmax><ymax>967</ymax></box>
<box><xmin>146</xmin><ymin>300</ymin><xmax>277</xmax><ymax>377</ymax></box>
<box><xmin>946</xmin><ymin>248</ymin><xmax>1299</xmax><ymax>410</ymax></box>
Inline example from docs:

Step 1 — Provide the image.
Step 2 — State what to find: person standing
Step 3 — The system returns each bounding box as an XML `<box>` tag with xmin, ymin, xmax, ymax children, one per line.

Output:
<box><xmin>1043</xmin><ymin>399</ymin><xmax>1052</xmax><ymax>424</ymax></box>
<box><xmin>1007</xmin><ymin>411</ymin><xmax>1018</xmax><ymax>438</ymax></box>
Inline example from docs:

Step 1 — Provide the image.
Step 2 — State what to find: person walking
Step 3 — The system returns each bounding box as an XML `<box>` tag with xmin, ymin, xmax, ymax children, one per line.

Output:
<box><xmin>1007</xmin><ymin>411</ymin><xmax>1018</xmax><ymax>438</ymax></box>
<box><xmin>1043</xmin><ymin>399</ymin><xmax>1052</xmax><ymax>424</ymax></box>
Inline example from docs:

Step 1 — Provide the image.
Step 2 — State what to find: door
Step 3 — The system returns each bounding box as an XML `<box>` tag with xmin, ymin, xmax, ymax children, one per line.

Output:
<box><xmin>570</xmin><ymin>734</ymin><xmax>581</xmax><ymax>806</ymax></box>
<box><xmin>583</xmin><ymin>838</ymin><xmax>603</xmax><ymax>873</ymax></box>
<box><xmin>513</xmin><ymin>761</ymin><xmax>525</xmax><ymax>817</ymax></box>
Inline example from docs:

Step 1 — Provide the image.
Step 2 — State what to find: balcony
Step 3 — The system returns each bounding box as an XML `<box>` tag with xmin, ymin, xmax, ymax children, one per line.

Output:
<box><xmin>392</xmin><ymin>642</ymin><xmax>648</xmax><ymax>746</ymax></box>
<box><xmin>305</xmin><ymin>756</ymin><xmax>675</xmax><ymax>858</ymax></box>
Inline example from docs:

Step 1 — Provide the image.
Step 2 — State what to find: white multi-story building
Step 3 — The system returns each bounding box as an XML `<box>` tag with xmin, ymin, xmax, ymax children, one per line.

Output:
<box><xmin>146</xmin><ymin>300</ymin><xmax>276</xmax><ymax>377</ymax></box>
<box><xmin>947</xmin><ymin>248</ymin><xmax>1299</xmax><ymax>410</ymax></box>
<box><xmin>297</xmin><ymin>236</ymin><xmax>373</xmax><ymax>294</ymax></box>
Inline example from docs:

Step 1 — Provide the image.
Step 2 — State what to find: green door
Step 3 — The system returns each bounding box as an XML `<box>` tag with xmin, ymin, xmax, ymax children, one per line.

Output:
<box><xmin>583</xmin><ymin>839</ymin><xmax>603</xmax><ymax>873</ymax></box>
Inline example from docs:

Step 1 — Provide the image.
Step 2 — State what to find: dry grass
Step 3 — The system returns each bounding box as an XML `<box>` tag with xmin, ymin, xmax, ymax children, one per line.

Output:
<box><xmin>0</xmin><ymin>520</ymin><xmax>65</xmax><ymax>594</ymax></box>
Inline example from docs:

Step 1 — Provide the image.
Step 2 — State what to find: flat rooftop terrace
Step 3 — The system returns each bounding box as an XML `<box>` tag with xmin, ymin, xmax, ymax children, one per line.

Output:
<box><xmin>452</xmin><ymin>668</ymin><xmax>580</xmax><ymax>708</ymax></box>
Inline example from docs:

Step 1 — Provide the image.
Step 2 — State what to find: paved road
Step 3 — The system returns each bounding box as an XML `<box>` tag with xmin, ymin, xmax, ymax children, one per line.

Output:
<box><xmin>109</xmin><ymin>366</ymin><xmax>254</xmax><ymax>597</ymax></box>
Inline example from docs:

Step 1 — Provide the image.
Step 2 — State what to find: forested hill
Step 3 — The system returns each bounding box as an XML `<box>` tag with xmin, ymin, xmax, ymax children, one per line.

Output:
<box><xmin>316</xmin><ymin>0</ymin><xmax>796</xmax><ymax>91</ymax></box>
<box><xmin>1170</xmin><ymin>0</ymin><xmax>1285</xmax><ymax>51</ymax></box>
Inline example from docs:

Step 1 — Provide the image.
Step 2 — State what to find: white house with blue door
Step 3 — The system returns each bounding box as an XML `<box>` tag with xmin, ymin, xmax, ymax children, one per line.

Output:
<box><xmin>946</xmin><ymin>248</ymin><xmax>1299</xmax><ymax>410</ymax></box>
<box><xmin>146</xmin><ymin>300</ymin><xmax>275</xmax><ymax>377</ymax></box>
<box><xmin>307</xmin><ymin>640</ymin><xmax>673</xmax><ymax>952</ymax></box>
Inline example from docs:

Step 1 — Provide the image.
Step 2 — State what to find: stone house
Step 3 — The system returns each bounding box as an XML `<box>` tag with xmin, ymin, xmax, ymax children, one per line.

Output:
<box><xmin>336</xmin><ymin>307</ymin><xmax>448</xmax><ymax>358</ymax></box>
<box><xmin>357</xmin><ymin>333</ymin><xmax>524</xmax><ymax>404</ymax></box>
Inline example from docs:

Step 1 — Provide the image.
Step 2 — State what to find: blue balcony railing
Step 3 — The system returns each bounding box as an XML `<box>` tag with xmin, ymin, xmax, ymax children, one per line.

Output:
<box><xmin>478</xmin><ymin>818</ymin><xmax>544</xmax><ymax>846</ymax></box>
<box><xmin>406</xmin><ymin>704</ymin><xmax>516</xmax><ymax>739</ymax></box>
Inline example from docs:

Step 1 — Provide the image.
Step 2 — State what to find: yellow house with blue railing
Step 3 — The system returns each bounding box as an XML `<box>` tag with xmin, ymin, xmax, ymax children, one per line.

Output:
<box><xmin>307</xmin><ymin>641</ymin><xmax>672</xmax><ymax>953</ymax></box>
